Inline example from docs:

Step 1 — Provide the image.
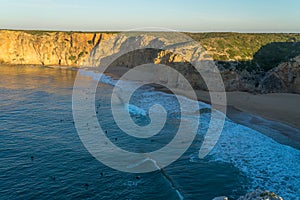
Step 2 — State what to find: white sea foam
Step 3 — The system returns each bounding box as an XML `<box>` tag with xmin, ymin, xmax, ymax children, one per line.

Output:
<box><xmin>79</xmin><ymin>70</ymin><xmax>211</xmax><ymax>113</ymax></box>
<box><xmin>125</xmin><ymin>103</ymin><xmax>147</xmax><ymax>116</ymax></box>
<box><xmin>127</xmin><ymin>157</ymin><xmax>161</xmax><ymax>170</ymax></box>
<box><xmin>125</xmin><ymin>180</ymin><xmax>142</xmax><ymax>187</ymax></box>
<box><xmin>79</xmin><ymin>69</ymin><xmax>300</xmax><ymax>199</ymax></box>
<box><xmin>79</xmin><ymin>69</ymin><xmax>117</xmax><ymax>86</ymax></box>
<box><xmin>176</xmin><ymin>189</ymin><xmax>184</xmax><ymax>200</ymax></box>
<box><xmin>208</xmin><ymin>120</ymin><xmax>300</xmax><ymax>199</ymax></box>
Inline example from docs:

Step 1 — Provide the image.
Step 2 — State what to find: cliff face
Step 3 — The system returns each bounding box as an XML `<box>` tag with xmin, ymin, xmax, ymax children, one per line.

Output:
<box><xmin>1</xmin><ymin>30</ymin><xmax>300</xmax><ymax>94</ymax></box>
<box><xmin>259</xmin><ymin>56</ymin><xmax>300</xmax><ymax>93</ymax></box>
<box><xmin>0</xmin><ymin>30</ymin><xmax>114</xmax><ymax>66</ymax></box>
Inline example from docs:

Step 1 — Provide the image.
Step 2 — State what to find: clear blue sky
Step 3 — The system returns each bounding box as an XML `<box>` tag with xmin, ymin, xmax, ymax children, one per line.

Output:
<box><xmin>0</xmin><ymin>0</ymin><xmax>299</xmax><ymax>32</ymax></box>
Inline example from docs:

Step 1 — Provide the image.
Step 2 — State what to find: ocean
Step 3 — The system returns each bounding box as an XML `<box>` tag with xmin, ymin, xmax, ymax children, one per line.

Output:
<box><xmin>0</xmin><ymin>65</ymin><xmax>299</xmax><ymax>200</ymax></box>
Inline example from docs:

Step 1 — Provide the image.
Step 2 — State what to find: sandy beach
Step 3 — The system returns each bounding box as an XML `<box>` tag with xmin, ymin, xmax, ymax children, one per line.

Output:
<box><xmin>190</xmin><ymin>90</ymin><xmax>300</xmax><ymax>130</ymax></box>
<box><xmin>196</xmin><ymin>90</ymin><xmax>300</xmax><ymax>149</ymax></box>
<box><xmin>105</xmin><ymin>66</ymin><xmax>300</xmax><ymax>149</ymax></box>
<box><xmin>226</xmin><ymin>92</ymin><xmax>300</xmax><ymax>129</ymax></box>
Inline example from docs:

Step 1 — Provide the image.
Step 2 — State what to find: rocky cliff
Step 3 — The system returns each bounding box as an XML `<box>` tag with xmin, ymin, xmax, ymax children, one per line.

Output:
<box><xmin>1</xmin><ymin>30</ymin><xmax>300</xmax><ymax>94</ymax></box>
<box><xmin>0</xmin><ymin>30</ymin><xmax>113</xmax><ymax>66</ymax></box>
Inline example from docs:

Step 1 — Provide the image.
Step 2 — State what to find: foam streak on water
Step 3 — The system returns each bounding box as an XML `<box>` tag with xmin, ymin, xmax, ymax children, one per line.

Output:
<box><xmin>81</xmin><ymin>70</ymin><xmax>300</xmax><ymax>199</ymax></box>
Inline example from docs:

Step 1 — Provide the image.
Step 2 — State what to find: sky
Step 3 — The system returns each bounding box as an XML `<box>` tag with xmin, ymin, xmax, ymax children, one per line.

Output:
<box><xmin>0</xmin><ymin>0</ymin><xmax>299</xmax><ymax>32</ymax></box>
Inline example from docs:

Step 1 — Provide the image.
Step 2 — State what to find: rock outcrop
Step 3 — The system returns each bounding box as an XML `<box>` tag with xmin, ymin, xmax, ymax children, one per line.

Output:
<box><xmin>258</xmin><ymin>56</ymin><xmax>300</xmax><ymax>93</ymax></box>
<box><xmin>215</xmin><ymin>55</ymin><xmax>300</xmax><ymax>93</ymax></box>
<box><xmin>237</xmin><ymin>189</ymin><xmax>284</xmax><ymax>200</ymax></box>
<box><xmin>213</xmin><ymin>189</ymin><xmax>284</xmax><ymax>200</ymax></box>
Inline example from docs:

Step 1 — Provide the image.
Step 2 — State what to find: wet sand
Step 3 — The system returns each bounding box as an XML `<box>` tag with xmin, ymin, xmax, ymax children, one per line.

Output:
<box><xmin>224</xmin><ymin>92</ymin><xmax>300</xmax><ymax>149</ymax></box>
<box><xmin>105</xmin><ymin>67</ymin><xmax>300</xmax><ymax>149</ymax></box>
<box><xmin>187</xmin><ymin>90</ymin><xmax>300</xmax><ymax>130</ymax></box>
<box><xmin>161</xmin><ymin>88</ymin><xmax>300</xmax><ymax>149</ymax></box>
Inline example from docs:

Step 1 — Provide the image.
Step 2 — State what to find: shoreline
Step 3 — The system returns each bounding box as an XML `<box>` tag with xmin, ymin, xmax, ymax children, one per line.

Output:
<box><xmin>105</xmin><ymin>66</ymin><xmax>300</xmax><ymax>149</ymax></box>
<box><xmin>156</xmin><ymin>87</ymin><xmax>300</xmax><ymax>150</ymax></box>
<box><xmin>157</xmin><ymin>88</ymin><xmax>300</xmax><ymax>150</ymax></box>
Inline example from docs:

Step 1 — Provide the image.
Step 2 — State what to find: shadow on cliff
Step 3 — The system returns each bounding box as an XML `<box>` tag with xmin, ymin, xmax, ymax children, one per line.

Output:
<box><xmin>100</xmin><ymin>41</ymin><xmax>300</xmax><ymax>94</ymax></box>
<box><xmin>214</xmin><ymin>42</ymin><xmax>300</xmax><ymax>93</ymax></box>
<box><xmin>216</xmin><ymin>42</ymin><xmax>300</xmax><ymax>72</ymax></box>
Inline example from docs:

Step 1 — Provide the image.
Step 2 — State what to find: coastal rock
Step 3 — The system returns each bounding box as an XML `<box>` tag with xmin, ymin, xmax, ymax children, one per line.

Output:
<box><xmin>293</xmin><ymin>77</ymin><xmax>300</xmax><ymax>93</ymax></box>
<box><xmin>237</xmin><ymin>189</ymin><xmax>283</xmax><ymax>200</ymax></box>
<box><xmin>220</xmin><ymin>70</ymin><xmax>241</xmax><ymax>91</ymax></box>
<box><xmin>259</xmin><ymin>56</ymin><xmax>300</xmax><ymax>93</ymax></box>
<box><xmin>216</xmin><ymin>55</ymin><xmax>300</xmax><ymax>94</ymax></box>
<box><xmin>259</xmin><ymin>73</ymin><xmax>285</xmax><ymax>93</ymax></box>
<box><xmin>213</xmin><ymin>189</ymin><xmax>284</xmax><ymax>200</ymax></box>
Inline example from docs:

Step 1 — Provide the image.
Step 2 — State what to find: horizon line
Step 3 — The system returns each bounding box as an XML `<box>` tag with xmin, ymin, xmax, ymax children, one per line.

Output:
<box><xmin>1</xmin><ymin>28</ymin><xmax>300</xmax><ymax>34</ymax></box>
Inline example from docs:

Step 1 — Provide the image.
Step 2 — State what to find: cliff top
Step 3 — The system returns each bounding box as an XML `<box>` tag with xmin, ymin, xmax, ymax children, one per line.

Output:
<box><xmin>2</xmin><ymin>29</ymin><xmax>299</xmax><ymax>63</ymax></box>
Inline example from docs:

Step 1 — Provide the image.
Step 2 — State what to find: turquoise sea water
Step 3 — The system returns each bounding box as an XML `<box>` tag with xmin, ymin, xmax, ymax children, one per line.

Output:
<box><xmin>0</xmin><ymin>65</ymin><xmax>299</xmax><ymax>199</ymax></box>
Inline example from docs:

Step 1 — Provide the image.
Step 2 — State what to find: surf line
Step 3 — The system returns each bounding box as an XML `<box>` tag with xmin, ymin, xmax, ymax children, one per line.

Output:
<box><xmin>85</xmin><ymin>71</ymin><xmax>184</xmax><ymax>199</ymax></box>
<box><xmin>127</xmin><ymin>156</ymin><xmax>184</xmax><ymax>200</ymax></box>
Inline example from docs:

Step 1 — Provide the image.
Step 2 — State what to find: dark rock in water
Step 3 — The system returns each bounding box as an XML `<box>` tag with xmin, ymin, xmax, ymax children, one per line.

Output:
<box><xmin>135</xmin><ymin>176</ymin><xmax>141</xmax><ymax>180</ymax></box>
<box><xmin>237</xmin><ymin>189</ymin><xmax>283</xmax><ymax>200</ymax></box>
<box><xmin>30</xmin><ymin>156</ymin><xmax>34</xmax><ymax>161</ymax></box>
<box><xmin>214</xmin><ymin>189</ymin><xmax>283</xmax><ymax>200</ymax></box>
<box><xmin>100</xmin><ymin>172</ymin><xmax>103</xmax><ymax>176</ymax></box>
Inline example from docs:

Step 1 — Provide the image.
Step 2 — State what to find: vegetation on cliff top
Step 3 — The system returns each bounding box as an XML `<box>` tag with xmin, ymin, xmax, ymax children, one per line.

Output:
<box><xmin>186</xmin><ymin>32</ymin><xmax>300</xmax><ymax>71</ymax></box>
<box><xmin>187</xmin><ymin>32</ymin><xmax>300</xmax><ymax>60</ymax></box>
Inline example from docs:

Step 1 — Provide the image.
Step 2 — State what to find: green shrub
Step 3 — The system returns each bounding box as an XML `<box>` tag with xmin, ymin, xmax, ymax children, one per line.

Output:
<box><xmin>68</xmin><ymin>55</ymin><xmax>76</xmax><ymax>61</ymax></box>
